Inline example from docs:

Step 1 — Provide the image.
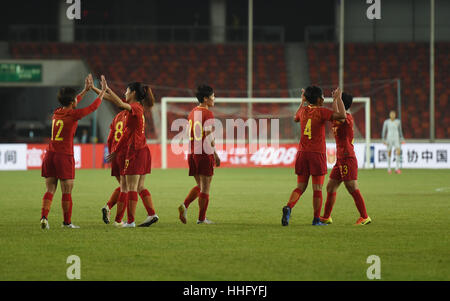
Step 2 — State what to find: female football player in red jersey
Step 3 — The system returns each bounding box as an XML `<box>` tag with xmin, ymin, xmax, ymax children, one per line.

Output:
<box><xmin>281</xmin><ymin>86</ymin><xmax>345</xmax><ymax>227</ymax></box>
<box><xmin>88</xmin><ymin>75</ymin><xmax>130</xmax><ymax>225</ymax></box>
<box><xmin>40</xmin><ymin>74</ymin><xmax>107</xmax><ymax>229</ymax></box>
<box><xmin>178</xmin><ymin>85</ymin><xmax>220</xmax><ymax>225</ymax></box>
<box><xmin>104</xmin><ymin>79</ymin><xmax>158</xmax><ymax>228</ymax></box>
<box><xmin>320</xmin><ymin>92</ymin><xmax>372</xmax><ymax>225</ymax></box>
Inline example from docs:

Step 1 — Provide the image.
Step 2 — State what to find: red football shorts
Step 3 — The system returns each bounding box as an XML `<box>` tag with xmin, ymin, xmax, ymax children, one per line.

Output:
<box><xmin>111</xmin><ymin>152</ymin><xmax>125</xmax><ymax>177</ymax></box>
<box><xmin>329</xmin><ymin>156</ymin><xmax>358</xmax><ymax>182</ymax></box>
<box><xmin>188</xmin><ymin>154</ymin><xmax>214</xmax><ymax>177</ymax></box>
<box><xmin>41</xmin><ymin>151</ymin><xmax>75</xmax><ymax>180</ymax></box>
<box><xmin>122</xmin><ymin>146</ymin><xmax>152</xmax><ymax>176</ymax></box>
<box><xmin>295</xmin><ymin>151</ymin><xmax>327</xmax><ymax>177</ymax></box>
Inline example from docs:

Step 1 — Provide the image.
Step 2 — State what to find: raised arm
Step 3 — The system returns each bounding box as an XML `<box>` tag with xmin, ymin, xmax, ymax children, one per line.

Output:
<box><xmin>331</xmin><ymin>87</ymin><xmax>346</xmax><ymax>120</ymax></box>
<box><xmin>72</xmin><ymin>75</ymin><xmax>107</xmax><ymax>120</ymax></box>
<box><xmin>88</xmin><ymin>74</ymin><xmax>120</xmax><ymax>104</ymax></box>
<box><xmin>294</xmin><ymin>88</ymin><xmax>306</xmax><ymax>123</ymax></box>
<box><xmin>75</xmin><ymin>74</ymin><xmax>93</xmax><ymax>103</ymax></box>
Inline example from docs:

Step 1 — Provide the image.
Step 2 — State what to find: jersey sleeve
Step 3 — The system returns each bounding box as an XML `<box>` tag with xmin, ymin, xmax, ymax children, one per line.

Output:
<box><xmin>320</xmin><ymin>107</ymin><xmax>334</xmax><ymax>122</ymax></box>
<box><xmin>382</xmin><ymin>120</ymin><xmax>387</xmax><ymax>140</ymax></box>
<box><xmin>112</xmin><ymin>126</ymin><xmax>131</xmax><ymax>154</ymax></box>
<box><xmin>294</xmin><ymin>107</ymin><xmax>302</xmax><ymax>122</ymax></box>
<box><xmin>71</xmin><ymin>97</ymin><xmax>102</xmax><ymax>120</ymax></box>
<box><xmin>204</xmin><ymin>110</ymin><xmax>215</xmax><ymax>132</ymax></box>
<box><xmin>397</xmin><ymin>120</ymin><xmax>404</xmax><ymax>140</ymax></box>
<box><xmin>130</xmin><ymin>102</ymin><xmax>143</xmax><ymax>117</ymax></box>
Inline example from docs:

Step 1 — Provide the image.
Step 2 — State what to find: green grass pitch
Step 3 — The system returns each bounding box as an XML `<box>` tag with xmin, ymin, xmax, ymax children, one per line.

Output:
<box><xmin>0</xmin><ymin>168</ymin><xmax>449</xmax><ymax>281</ymax></box>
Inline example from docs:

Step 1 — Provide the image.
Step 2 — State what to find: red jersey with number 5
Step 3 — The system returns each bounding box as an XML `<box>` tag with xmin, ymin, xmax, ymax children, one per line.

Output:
<box><xmin>188</xmin><ymin>106</ymin><xmax>215</xmax><ymax>155</ymax></box>
<box><xmin>112</xmin><ymin>102</ymin><xmax>146</xmax><ymax>154</ymax></box>
<box><xmin>48</xmin><ymin>96</ymin><xmax>102</xmax><ymax>155</ymax></box>
<box><xmin>295</xmin><ymin>105</ymin><xmax>333</xmax><ymax>153</ymax></box>
<box><xmin>332</xmin><ymin>113</ymin><xmax>356</xmax><ymax>158</ymax></box>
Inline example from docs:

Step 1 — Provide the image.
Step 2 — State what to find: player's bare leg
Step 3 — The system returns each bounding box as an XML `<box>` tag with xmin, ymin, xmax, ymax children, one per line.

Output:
<box><xmin>311</xmin><ymin>179</ymin><xmax>326</xmax><ymax>226</ymax></box>
<box><xmin>60</xmin><ymin>179</ymin><xmax>79</xmax><ymax>228</ymax></box>
<box><xmin>320</xmin><ymin>179</ymin><xmax>341</xmax><ymax>224</ymax></box>
<box><xmin>387</xmin><ymin>148</ymin><xmax>392</xmax><ymax>174</ymax></box>
<box><xmin>123</xmin><ymin>175</ymin><xmax>140</xmax><ymax>228</ymax></box>
<box><xmin>344</xmin><ymin>180</ymin><xmax>371</xmax><ymax>225</ymax></box>
<box><xmin>137</xmin><ymin>175</ymin><xmax>159</xmax><ymax>227</ymax></box>
<box><xmin>114</xmin><ymin>176</ymin><xmax>128</xmax><ymax>227</ymax></box>
<box><xmin>197</xmin><ymin>175</ymin><xmax>214</xmax><ymax>224</ymax></box>
<box><xmin>41</xmin><ymin>177</ymin><xmax>58</xmax><ymax>229</ymax></box>
<box><xmin>395</xmin><ymin>148</ymin><xmax>402</xmax><ymax>174</ymax></box>
<box><xmin>102</xmin><ymin>175</ymin><xmax>121</xmax><ymax>224</ymax></box>
<box><xmin>179</xmin><ymin>175</ymin><xmax>200</xmax><ymax>224</ymax></box>
<box><xmin>282</xmin><ymin>177</ymin><xmax>308</xmax><ymax>226</ymax></box>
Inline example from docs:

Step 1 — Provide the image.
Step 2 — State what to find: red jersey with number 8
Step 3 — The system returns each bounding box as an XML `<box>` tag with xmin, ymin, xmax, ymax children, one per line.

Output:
<box><xmin>107</xmin><ymin>110</ymin><xmax>128</xmax><ymax>154</ymax></box>
<box><xmin>188</xmin><ymin>106</ymin><xmax>215</xmax><ymax>155</ymax></box>
<box><xmin>112</xmin><ymin>102</ymin><xmax>147</xmax><ymax>154</ymax></box>
<box><xmin>295</xmin><ymin>105</ymin><xmax>333</xmax><ymax>153</ymax></box>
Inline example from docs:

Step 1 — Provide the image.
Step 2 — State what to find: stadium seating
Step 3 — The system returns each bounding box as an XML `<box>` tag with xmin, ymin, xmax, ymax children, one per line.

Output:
<box><xmin>307</xmin><ymin>42</ymin><xmax>450</xmax><ymax>139</ymax></box>
<box><xmin>11</xmin><ymin>42</ymin><xmax>289</xmax><ymax>139</ymax></box>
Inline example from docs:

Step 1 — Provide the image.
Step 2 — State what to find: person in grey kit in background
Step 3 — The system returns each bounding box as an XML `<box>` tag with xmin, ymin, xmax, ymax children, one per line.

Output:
<box><xmin>382</xmin><ymin>110</ymin><xmax>405</xmax><ymax>174</ymax></box>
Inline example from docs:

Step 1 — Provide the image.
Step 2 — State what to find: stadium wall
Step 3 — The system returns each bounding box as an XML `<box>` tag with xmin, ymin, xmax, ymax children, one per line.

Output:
<box><xmin>1</xmin><ymin>143</ymin><xmax>449</xmax><ymax>171</ymax></box>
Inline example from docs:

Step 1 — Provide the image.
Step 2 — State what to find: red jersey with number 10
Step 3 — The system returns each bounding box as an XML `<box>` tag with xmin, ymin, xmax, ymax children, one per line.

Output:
<box><xmin>48</xmin><ymin>96</ymin><xmax>102</xmax><ymax>155</ymax></box>
<box><xmin>295</xmin><ymin>105</ymin><xmax>333</xmax><ymax>154</ymax></box>
<box><xmin>332</xmin><ymin>113</ymin><xmax>356</xmax><ymax>158</ymax></box>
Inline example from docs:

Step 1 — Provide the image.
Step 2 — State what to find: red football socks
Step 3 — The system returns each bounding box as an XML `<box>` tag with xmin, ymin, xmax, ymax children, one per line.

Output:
<box><xmin>107</xmin><ymin>187</ymin><xmax>120</xmax><ymax>209</ymax></box>
<box><xmin>198</xmin><ymin>192</ymin><xmax>209</xmax><ymax>221</ymax></box>
<box><xmin>287</xmin><ymin>188</ymin><xmax>303</xmax><ymax>209</ymax></box>
<box><xmin>127</xmin><ymin>191</ymin><xmax>138</xmax><ymax>224</ymax></box>
<box><xmin>115</xmin><ymin>192</ymin><xmax>128</xmax><ymax>223</ymax></box>
<box><xmin>323</xmin><ymin>192</ymin><xmax>337</xmax><ymax>219</ymax></box>
<box><xmin>351</xmin><ymin>189</ymin><xmax>368</xmax><ymax>219</ymax></box>
<box><xmin>313</xmin><ymin>190</ymin><xmax>323</xmax><ymax>218</ymax></box>
<box><xmin>184</xmin><ymin>186</ymin><xmax>200</xmax><ymax>208</ymax></box>
<box><xmin>61</xmin><ymin>193</ymin><xmax>73</xmax><ymax>224</ymax></box>
<box><xmin>41</xmin><ymin>192</ymin><xmax>54</xmax><ymax>219</ymax></box>
<box><xmin>139</xmin><ymin>189</ymin><xmax>156</xmax><ymax>216</ymax></box>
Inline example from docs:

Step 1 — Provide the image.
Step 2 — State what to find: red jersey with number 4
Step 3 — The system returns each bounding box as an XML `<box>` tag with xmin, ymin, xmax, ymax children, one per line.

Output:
<box><xmin>295</xmin><ymin>105</ymin><xmax>333</xmax><ymax>153</ymax></box>
<box><xmin>188</xmin><ymin>106</ymin><xmax>215</xmax><ymax>155</ymax></box>
<box><xmin>48</xmin><ymin>96</ymin><xmax>102</xmax><ymax>155</ymax></box>
<box><xmin>332</xmin><ymin>113</ymin><xmax>356</xmax><ymax>158</ymax></box>
<box><xmin>107</xmin><ymin>110</ymin><xmax>128</xmax><ymax>154</ymax></box>
<box><xmin>112</xmin><ymin>102</ymin><xmax>146</xmax><ymax>154</ymax></box>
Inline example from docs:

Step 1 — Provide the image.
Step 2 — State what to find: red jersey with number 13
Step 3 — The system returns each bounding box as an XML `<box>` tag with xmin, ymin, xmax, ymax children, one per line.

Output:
<box><xmin>332</xmin><ymin>113</ymin><xmax>356</xmax><ymax>158</ymax></box>
<box><xmin>295</xmin><ymin>105</ymin><xmax>333</xmax><ymax>153</ymax></box>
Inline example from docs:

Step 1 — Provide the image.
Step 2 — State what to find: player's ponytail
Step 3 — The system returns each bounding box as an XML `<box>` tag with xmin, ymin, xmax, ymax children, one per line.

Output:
<box><xmin>142</xmin><ymin>85</ymin><xmax>155</xmax><ymax>108</ymax></box>
<box><xmin>127</xmin><ymin>82</ymin><xmax>155</xmax><ymax>107</ymax></box>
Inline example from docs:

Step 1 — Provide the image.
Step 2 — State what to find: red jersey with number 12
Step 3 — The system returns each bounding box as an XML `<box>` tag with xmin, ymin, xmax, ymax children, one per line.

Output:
<box><xmin>188</xmin><ymin>106</ymin><xmax>215</xmax><ymax>155</ymax></box>
<box><xmin>295</xmin><ymin>105</ymin><xmax>333</xmax><ymax>153</ymax></box>
<box><xmin>48</xmin><ymin>96</ymin><xmax>102</xmax><ymax>155</ymax></box>
<box><xmin>332</xmin><ymin>113</ymin><xmax>356</xmax><ymax>158</ymax></box>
